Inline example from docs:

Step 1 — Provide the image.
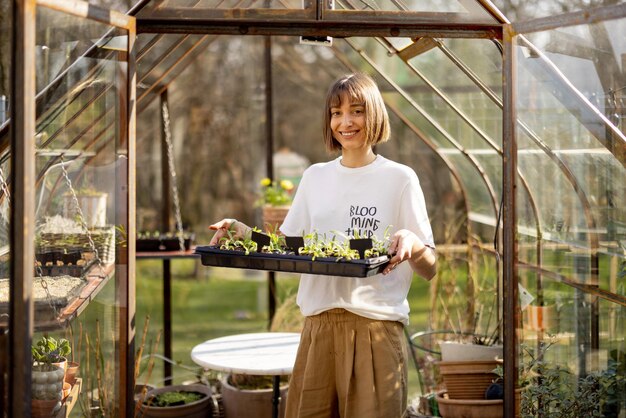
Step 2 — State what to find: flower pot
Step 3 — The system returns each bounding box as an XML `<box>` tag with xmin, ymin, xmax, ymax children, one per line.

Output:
<box><xmin>52</xmin><ymin>357</ymin><xmax>68</xmax><ymax>375</ymax></box>
<box><xmin>139</xmin><ymin>384</ymin><xmax>212</xmax><ymax>418</ymax></box>
<box><xmin>221</xmin><ymin>375</ymin><xmax>288</xmax><ymax>418</ymax></box>
<box><xmin>65</xmin><ymin>361</ymin><xmax>79</xmax><ymax>385</ymax></box>
<box><xmin>262</xmin><ymin>205</ymin><xmax>290</xmax><ymax>232</ymax></box>
<box><xmin>32</xmin><ymin>363</ymin><xmax>64</xmax><ymax>417</ymax></box>
<box><xmin>439</xmin><ymin>360</ymin><xmax>500</xmax><ymax>399</ymax></box>
<box><xmin>62</xmin><ymin>382</ymin><xmax>71</xmax><ymax>401</ymax></box>
<box><xmin>439</xmin><ymin>341</ymin><xmax>503</xmax><ymax>362</ymax></box>
<box><xmin>31</xmin><ymin>398</ymin><xmax>61</xmax><ymax>418</ymax></box>
<box><xmin>436</xmin><ymin>391</ymin><xmax>504</xmax><ymax>418</ymax></box>
<box><xmin>524</xmin><ymin>304</ymin><xmax>557</xmax><ymax>331</ymax></box>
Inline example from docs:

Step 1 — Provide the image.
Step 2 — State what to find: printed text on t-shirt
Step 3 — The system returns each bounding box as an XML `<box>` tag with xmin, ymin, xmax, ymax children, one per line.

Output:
<box><xmin>345</xmin><ymin>205</ymin><xmax>380</xmax><ymax>238</ymax></box>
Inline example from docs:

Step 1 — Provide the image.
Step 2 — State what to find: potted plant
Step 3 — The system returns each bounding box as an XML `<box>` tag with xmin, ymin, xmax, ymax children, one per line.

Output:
<box><xmin>31</xmin><ymin>363</ymin><xmax>65</xmax><ymax>418</ymax></box>
<box><xmin>138</xmin><ymin>384</ymin><xmax>213</xmax><ymax>418</ymax></box>
<box><xmin>256</xmin><ymin>177</ymin><xmax>294</xmax><ymax>231</ymax></box>
<box><xmin>32</xmin><ymin>335</ymin><xmax>72</xmax><ymax>375</ymax></box>
<box><xmin>31</xmin><ymin>336</ymin><xmax>71</xmax><ymax>418</ymax></box>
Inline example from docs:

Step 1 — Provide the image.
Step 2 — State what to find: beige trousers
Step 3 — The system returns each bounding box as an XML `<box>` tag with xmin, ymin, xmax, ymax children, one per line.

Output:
<box><xmin>285</xmin><ymin>309</ymin><xmax>408</xmax><ymax>418</ymax></box>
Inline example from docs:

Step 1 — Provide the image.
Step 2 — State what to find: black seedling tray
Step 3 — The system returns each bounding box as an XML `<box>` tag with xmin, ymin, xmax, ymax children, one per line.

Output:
<box><xmin>136</xmin><ymin>234</ymin><xmax>195</xmax><ymax>252</ymax></box>
<box><xmin>195</xmin><ymin>246</ymin><xmax>389</xmax><ymax>278</ymax></box>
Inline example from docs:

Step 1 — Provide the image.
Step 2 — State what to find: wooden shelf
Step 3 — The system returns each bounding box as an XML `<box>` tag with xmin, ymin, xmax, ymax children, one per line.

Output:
<box><xmin>0</xmin><ymin>263</ymin><xmax>116</xmax><ymax>332</ymax></box>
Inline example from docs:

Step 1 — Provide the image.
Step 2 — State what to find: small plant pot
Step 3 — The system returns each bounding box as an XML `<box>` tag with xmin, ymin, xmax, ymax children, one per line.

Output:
<box><xmin>221</xmin><ymin>375</ymin><xmax>288</xmax><ymax>418</ymax></box>
<box><xmin>31</xmin><ymin>398</ymin><xmax>61</xmax><ymax>418</ymax></box>
<box><xmin>262</xmin><ymin>205</ymin><xmax>290</xmax><ymax>232</ymax></box>
<box><xmin>65</xmin><ymin>361</ymin><xmax>79</xmax><ymax>385</ymax></box>
<box><xmin>62</xmin><ymin>251</ymin><xmax>82</xmax><ymax>265</ymax></box>
<box><xmin>36</xmin><ymin>251</ymin><xmax>63</xmax><ymax>265</ymax></box>
<box><xmin>439</xmin><ymin>360</ymin><xmax>500</xmax><ymax>399</ymax></box>
<box><xmin>62</xmin><ymin>382</ymin><xmax>71</xmax><ymax>401</ymax></box>
<box><xmin>52</xmin><ymin>357</ymin><xmax>68</xmax><ymax>377</ymax></box>
<box><xmin>436</xmin><ymin>391</ymin><xmax>504</xmax><ymax>418</ymax></box>
<box><xmin>139</xmin><ymin>384</ymin><xmax>212</xmax><ymax>418</ymax></box>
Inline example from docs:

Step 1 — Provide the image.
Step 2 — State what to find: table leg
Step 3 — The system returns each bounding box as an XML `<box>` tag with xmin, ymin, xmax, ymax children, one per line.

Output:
<box><xmin>272</xmin><ymin>375</ymin><xmax>280</xmax><ymax>418</ymax></box>
<box><xmin>164</xmin><ymin>259</ymin><xmax>172</xmax><ymax>385</ymax></box>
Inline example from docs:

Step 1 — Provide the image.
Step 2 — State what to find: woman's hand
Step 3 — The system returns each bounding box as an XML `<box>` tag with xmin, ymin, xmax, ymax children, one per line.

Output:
<box><xmin>208</xmin><ymin>218</ymin><xmax>251</xmax><ymax>246</ymax></box>
<box><xmin>383</xmin><ymin>229</ymin><xmax>436</xmax><ymax>280</ymax></box>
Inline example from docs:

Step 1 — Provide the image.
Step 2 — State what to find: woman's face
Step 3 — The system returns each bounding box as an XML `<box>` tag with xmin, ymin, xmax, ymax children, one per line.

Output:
<box><xmin>329</xmin><ymin>94</ymin><xmax>368</xmax><ymax>152</ymax></box>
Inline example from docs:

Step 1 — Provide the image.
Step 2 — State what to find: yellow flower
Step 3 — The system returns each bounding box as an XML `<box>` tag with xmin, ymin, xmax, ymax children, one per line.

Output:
<box><xmin>280</xmin><ymin>180</ymin><xmax>294</xmax><ymax>191</ymax></box>
<box><xmin>260</xmin><ymin>178</ymin><xmax>272</xmax><ymax>187</ymax></box>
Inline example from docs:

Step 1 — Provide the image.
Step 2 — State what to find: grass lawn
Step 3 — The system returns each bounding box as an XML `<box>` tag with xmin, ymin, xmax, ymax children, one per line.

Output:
<box><xmin>135</xmin><ymin>258</ymin><xmax>433</xmax><ymax>400</ymax></box>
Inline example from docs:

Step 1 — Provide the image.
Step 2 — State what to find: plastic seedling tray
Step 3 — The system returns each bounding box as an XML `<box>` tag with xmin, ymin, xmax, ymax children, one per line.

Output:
<box><xmin>195</xmin><ymin>246</ymin><xmax>389</xmax><ymax>278</ymax></box>
<box><xmin>197</xmin><ymin>232</ymin><xmax>390</xmax><ymax>277</ymax></box>
<box><xmin>136</xmin><ymin>233</ymin><xmax>195</xmax><ymax>252</ymax></box>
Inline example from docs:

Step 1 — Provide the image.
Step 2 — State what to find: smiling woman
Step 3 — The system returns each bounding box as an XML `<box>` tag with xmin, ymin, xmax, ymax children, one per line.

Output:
<box><xmin>209</xmin><ymin>72</ymin><xmax>436</xmax><ymax>418</ymax></box>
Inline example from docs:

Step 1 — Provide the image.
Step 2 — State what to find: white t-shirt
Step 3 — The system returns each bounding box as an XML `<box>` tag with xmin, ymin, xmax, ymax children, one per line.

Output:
<box><xmin>280</xmin><ymin>155</ymin><xmax>434</xmax><ymax>324</ymax></box>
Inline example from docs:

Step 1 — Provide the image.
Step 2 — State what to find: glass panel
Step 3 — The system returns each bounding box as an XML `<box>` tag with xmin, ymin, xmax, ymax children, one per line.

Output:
<box><xmin>334</xmin><ymin>38</ymin><xmax>499</xmax><ymax>238</ymax></box>
<box><xmin>137</xmin><ymin>34</ymin><xmax>217</xmax><ymax>113</ymax></box>
<box><xmin>515</xmin><ymin>17</ymin><xmax>626</xmax><ymax>414</ymax></box>
<box><xmin>493</xmin><ymin>0</ymin><xmax>626</xmax><ymax>22</ymax></box>
<box><xmin>138</xmin><ymin>0</ymin><xmax>310</xmax><ymax>17</ymax></box>
<box><xmin>33</xmin><ymin>6</ymin><xmax>129</xmax><ymax>416</ymax></box>
<box><xmin>159</xmin><ymin>0</ymin><xmax>304</xmax><ymax>8</ymax></box>
<box><xmin>331</xmin><ymin>0</ymin><xmax>498</xmax><ymax>22</ymax></box>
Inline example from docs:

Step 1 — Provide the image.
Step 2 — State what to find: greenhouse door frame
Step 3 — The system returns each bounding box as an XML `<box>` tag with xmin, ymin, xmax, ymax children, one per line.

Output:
<box><xmin>7</xmin><ymin>0</ymin><xmax>136</xmax><ymax>416</ymax></box>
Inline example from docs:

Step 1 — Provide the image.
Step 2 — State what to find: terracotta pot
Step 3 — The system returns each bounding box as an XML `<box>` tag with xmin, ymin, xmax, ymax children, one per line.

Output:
<box><xmin>439</xmin><ymin>360</ymin><xmax>500</xmax><ymax>399</ymax></box>
<box><xmin>436</xmin><ymin>391</ymin><xmax>503</xmax><ymax>418</ymax></box>
<box><xmin>52</xmin><ymin>357</ymin><xmax>68</xmax><ymax>377</ymax></box>
<box><xmin>262</xmin><ymin>205</ymin><xmax>290</xmax><ymax>232</ymax></box>
<box><xmin>139</xmin><ymin>384</ymin><xmax>212</xmax><ymax>418</ymax></box>
<box><xmin>62</xmin><ymin>382</ymin><xmax>71</xmax><ymax>401</ymax></box>
<box><xmin>31</xmin><ymin>398</ymin><xmax>61</xmax><ymax>418</ymax></box>
<box><xmin>221</xmin><ymin>375</ymin><xmax>288</xmax><ymax>418</ymax></box>
<box><xmin>65</xmin><ymin>361</ymin><xmax>79</xmax><ymax>385</ymax></box>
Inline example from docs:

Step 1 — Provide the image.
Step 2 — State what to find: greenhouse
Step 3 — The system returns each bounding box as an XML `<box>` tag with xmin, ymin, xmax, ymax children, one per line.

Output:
<box><xmin>1</xmin><ymin>0</ymin><xmax>625</xmax><ymax>416</ymax></box>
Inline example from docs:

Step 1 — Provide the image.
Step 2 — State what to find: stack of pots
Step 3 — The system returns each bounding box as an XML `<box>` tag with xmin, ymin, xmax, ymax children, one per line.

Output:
<box><xmin>436</xmin><ymin>342</ymin><xmax>505</xmax><ymax>418</ymax></box>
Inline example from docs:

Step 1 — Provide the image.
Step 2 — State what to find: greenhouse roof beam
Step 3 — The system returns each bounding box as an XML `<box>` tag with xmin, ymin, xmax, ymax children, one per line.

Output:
<box><xmin>137</xmin><ymin>16</ymin><xmax>501</xmax><ymax>39</ymax></box>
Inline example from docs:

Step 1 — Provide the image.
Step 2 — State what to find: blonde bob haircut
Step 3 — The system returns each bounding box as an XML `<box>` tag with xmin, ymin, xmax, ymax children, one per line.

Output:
<box><xmin>323</xmin><ymin>73</ymin><xmax>390</xmax><ymax>153</ymax></box>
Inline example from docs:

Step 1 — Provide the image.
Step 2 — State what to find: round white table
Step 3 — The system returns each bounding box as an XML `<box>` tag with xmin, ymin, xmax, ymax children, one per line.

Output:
<box><xmin>191</xmin><ymin>332</ymin><xmax>300</xmax><ymax>418</ymax></box>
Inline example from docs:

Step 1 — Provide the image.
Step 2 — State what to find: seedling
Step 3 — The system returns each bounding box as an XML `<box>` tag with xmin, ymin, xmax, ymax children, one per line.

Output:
<box><xmin>218</xmin><ymin>227</ymin><xmax>258</xmax><ymax>255</ymax></box>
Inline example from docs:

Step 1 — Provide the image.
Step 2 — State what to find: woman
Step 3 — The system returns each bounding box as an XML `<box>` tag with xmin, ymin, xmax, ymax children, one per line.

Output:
<box><xmin>210</xmin><ymin>73</ymin><xmax>436</xmax><ymax>418</ymax></box>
